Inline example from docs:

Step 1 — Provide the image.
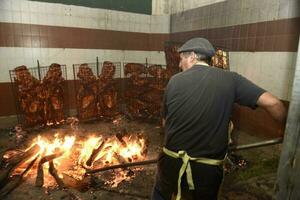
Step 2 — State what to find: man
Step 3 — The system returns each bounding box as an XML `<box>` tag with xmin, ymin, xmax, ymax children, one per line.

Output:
<box><xmin>152</xmin><ymin>38</ymin><xmax>287</xmax><ymax>200</ymax></box>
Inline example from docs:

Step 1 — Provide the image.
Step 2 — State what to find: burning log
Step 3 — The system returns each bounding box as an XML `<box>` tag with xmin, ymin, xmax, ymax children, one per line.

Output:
<box><xmin>35</xmin><ymin>151</ymin><xmax>64</xmax><ymax>187</ymax></box>
<box><xmin>86</xmin><ymin>140</ymin><xmax>106</xmax><ymax>167</ymax></box>
<box><xmin>0</xmin><ymin>148</ymin><xmax>17</xmax><ymax>167</ymax></box>
<box><xmin>0</xmin><ymin>144</ymin><xmax>40</xmax><ymax>188</ymax></box>
<box><xmin>48</xmin><ymin>160</ymin><xmax>65</xmax><ymax>189</ymax></box>
<box><xmin>113</xmin><ymin>152</ymin><xmax>128</xmax><ymax>164</ymax></box>
<box><xmin>2</xmin><ymin>144</ymin><xmax>39</xmax><ymax>167</ymax></box>
<box><xmin>85</xmin><ymin>159</ymin><xmax>158</xmax><ymax>175</ymax></box>
<box><xmin>35</xmin><ymin>153</ymin><xmax>45</xmax><ymax>187</ymax></box>
<box><xmin>116</xmin><ymin>133</ymin><xmax>127</xmax><ymax>148</ymax></box>
<box><xmin>0</xmin><ymin>155</ymin><xmax>38</xmax><ymax>198</ymax></box>
<box><xmin>112</xmin><ymin>151</ymin><xmax>135</xmax><ymax>176</ymax></box>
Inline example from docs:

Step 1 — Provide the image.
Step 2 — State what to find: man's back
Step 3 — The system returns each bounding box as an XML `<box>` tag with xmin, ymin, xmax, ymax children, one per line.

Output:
<box><xmin>164</xmin><ymin>65</ymin><xmax>264</xmax><ymax>159</ymax></box>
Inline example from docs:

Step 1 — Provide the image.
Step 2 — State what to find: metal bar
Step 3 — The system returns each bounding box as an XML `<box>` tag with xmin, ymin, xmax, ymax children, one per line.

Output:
<box><xmin>37</xmin><ymin>60</ymin><xmax>41</xmax><ymax>80</ymax></box>
<box><xmin>9</xmin><ymin>70</ymin><xmax>22</xmax><ymax>124</ymax></box>
<box><xmin>230</xmin><ymin>137</ymin><xmax>283</xmax><ymax>151</ymax></box>
<box><xmin>86</xmin><ymin>137</ymin><xmax>283</xmax><ymax>174</ymax></box>
<box><xmin>86</xmin><ymin>159</ymin><xmax>158</xmax><ymax>174</ymax></box>
<box><xmin>72</xmin><ymin>64</ymin><xmax>78</xmax><ymax>117</ymax></box>
<box><xmin>96</xmin><ymin>56</ymin><xmax>99</xmax><ymax>76</ymax></box>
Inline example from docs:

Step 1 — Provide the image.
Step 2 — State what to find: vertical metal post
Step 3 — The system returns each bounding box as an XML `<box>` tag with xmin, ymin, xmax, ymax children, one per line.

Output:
<box><xmin>72</xmin><ymin>64</ymin><xmax>77</xmax><ymax>115</ymax></box>
<box><xmin>37</xmin><ymin>59</ymin><xmax>41</xmax><ymax>80</ymax></box>
<box><xmin>276</xmin><ymin>36</ymin><xmax>300</xmax><ymax>199</ymax></box>
<box><xmin>145</xmin><ymin>57</ymin><xmax>148</xmax><ymax>78</ymax></box>
<box><xmin>96</xmin><ymin>56</ymin><xmax>99</xmax><ymax>76</ymax></box>
<box><xmin>9</xmin><ymin>70</ymin><xmax>21</xmax><ymax>124</ymax></box>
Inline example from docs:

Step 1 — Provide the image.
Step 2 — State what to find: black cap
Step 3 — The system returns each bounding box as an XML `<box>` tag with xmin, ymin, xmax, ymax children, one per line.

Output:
<box><xmin>178</xmin><ymin>38</ymin><xmax>215</xmax><ymax>57</ymax></box>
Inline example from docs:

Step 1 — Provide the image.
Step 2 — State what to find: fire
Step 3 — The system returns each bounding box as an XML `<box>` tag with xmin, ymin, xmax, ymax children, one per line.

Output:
<box><xmin>119</xmin><ymin>136</ymin><xmax>146</xmax><ymax>159</ymax></box>
<box><xmin>9</xmin><ymin>132</ymin><xmax>148</xmax><ymax>189</ymax></box>
<box><xmin>78</xmin><ymin>134</ymin><xmax>147</xmax><ymax>168</ymax></box>
<box><xmin>32</xmin><ymin>134</ymin><xmax>76</xmax><ymax>156</ymax></box>
<box><xmin>78</xmin><ymin>136</ymin><xmax>103</xmax><ymax>166</ymax></box>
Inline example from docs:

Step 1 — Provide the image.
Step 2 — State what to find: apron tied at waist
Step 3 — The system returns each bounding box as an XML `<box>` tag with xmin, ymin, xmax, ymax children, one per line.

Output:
<box><xmin>162</xmin><ymin>147</ymin><xmax>225</xmax><ymax>200</ymax></box>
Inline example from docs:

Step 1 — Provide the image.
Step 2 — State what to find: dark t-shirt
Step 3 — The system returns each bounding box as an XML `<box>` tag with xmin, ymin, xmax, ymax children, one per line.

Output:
<box><xmin>162</xmin><ymin>65</ymin><xmax>265</xmax><ymax>159</ymax></box>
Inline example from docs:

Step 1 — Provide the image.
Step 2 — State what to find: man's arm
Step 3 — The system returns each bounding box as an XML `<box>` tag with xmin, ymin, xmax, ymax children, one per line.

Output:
<box><xmin>256</xmin><ymin>92</ymin><xmax>287</xmax><ymax>123</ymax></box>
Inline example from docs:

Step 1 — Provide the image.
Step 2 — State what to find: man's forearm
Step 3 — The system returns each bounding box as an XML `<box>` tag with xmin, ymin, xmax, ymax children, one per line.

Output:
<box><xmin>265</xmin><ymin>100</ymin><xmax>287</xmax><ymax>123</ymax></box>
<box><xmin>257</xmin><ymin>92</ymin><xmax>287</xmax><ymax>124</ymax></box>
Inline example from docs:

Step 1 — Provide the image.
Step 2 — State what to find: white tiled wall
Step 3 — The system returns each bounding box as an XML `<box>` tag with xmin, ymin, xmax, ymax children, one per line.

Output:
<box><xmin>0</xmin><ymin>0</ymin><xmax>169</xmax><ymax>84</ymax></box>
<box><xmin>0</xmin><ymin>47</ymin><xmax>166</xmax><ymax>82</ymax></box>
<box><xmin>0</xmin><ymin>0</ymin><xmax>170</xmax><ymax>34</ymax></box>
<box><xmin>229</xmin><ymin>52</ymin><xmax>297</xmax><ymax>101</ymax></box>
<box><xmin>154</xmin><ymin>0</ymin><xmax>226</xmax><ymax>15</ymax></box>
<box><xmin>0</xmin><ymin>0</ymin><xmax>298</xmax><ymax>103</ymax></box>
<box><xmin>171</xmin><ymin>0</ymin><xmax>300</xmax><ymax>33</ymax></box>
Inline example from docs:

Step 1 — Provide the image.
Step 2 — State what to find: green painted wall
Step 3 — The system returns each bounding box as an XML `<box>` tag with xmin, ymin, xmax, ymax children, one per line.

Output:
<box><xmin>30</xmin><ymin>0</ymin><xmax>152</xmax><ymax>15</ymax></box>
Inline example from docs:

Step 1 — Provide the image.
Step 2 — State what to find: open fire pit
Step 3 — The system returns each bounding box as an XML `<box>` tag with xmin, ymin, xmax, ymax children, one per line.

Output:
<box><xmin>0</xmin><ymin>118</ymin><xmax>152</xmax><ymax>199</ymax></box>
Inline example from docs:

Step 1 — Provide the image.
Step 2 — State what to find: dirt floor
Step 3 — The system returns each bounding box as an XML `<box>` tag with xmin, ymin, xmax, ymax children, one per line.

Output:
<box><xmin>0</xmin><ymin>119</ymin><xmax>281</xmax><ymax>200</ymax></box>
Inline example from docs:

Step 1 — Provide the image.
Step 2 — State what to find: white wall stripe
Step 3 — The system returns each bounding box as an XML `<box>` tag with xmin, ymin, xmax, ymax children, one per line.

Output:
<box><xmin>0</xmin><ymin>0</ymin><xmax>170</xmax><ymax>34</ymax></box>
<box><xmin>170</xmin><ymin>0</ymin><xmax>300</xmax><ymax>33</ymax></box>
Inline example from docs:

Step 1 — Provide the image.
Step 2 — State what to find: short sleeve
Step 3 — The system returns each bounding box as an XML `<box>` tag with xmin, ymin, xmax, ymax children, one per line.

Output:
<box><xmin>234</xmin><ymin>73</ymin><xmax>266</xmax><ymax>109</ymax></box>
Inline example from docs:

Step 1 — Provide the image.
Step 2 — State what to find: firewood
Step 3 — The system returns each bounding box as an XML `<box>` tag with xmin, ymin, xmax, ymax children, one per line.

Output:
<box><xmin>3</xmin><ymin>144</ymin><xmax>39</xmax><ymax>167</ymax></box>
<box><xmin>35</xmin><ymin>160</ymin><xmax>44</xmax><ymax>187</ymax></box>
<box><xmin>35</xmin><ymin>151</ymin><xmax>63</xmax><ymax>187</ymax></box>
<box><xmin>0</xmin><ymin>144</ymin><xmax>40</xmax><ymax>188</ymax></box>
<box><xmin>48</xmin><ymin>161</ymin><xmax>65</xmax><ymax>189</ymax></box>
<box><xmin>113</xmin><ymin>152</ymin><xmax>128</xmax><ymax>165</ymax></box>
<box><xmin>86</xmin><ymin>139</ymin><xmax>106</xmax><ymax>167</ymax></box>
<box><xmin>85</xmin><ymin>159</ymin><xmax>158</xmax><ymax>175</ymax></box>
<box><xmin>115</xmin><ymin>134</ymin><xmax>127</xmax><ymax>148</ymax></box>
<box><xmin>0</xmin><ymin>147</ymin><xmax>16</xmax><ymax>167</ymax></box>
<box><xmin>113</xmin><ymin>152</ymin><xmax>134</xmax><ymax>176</ymax></box>
<box><xmin>0</xmin><ymin>155</ymin><xmax>38</xmax><ymax>198</ymax></box>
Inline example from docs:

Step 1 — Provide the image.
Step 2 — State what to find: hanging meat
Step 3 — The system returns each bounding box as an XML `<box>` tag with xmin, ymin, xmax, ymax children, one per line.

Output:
<box><xmin>147</xmin><ymin>65</ymin><xmax>167</xmax><ymax>91</ymax></box>
<box><xmin>76</xmin><ymin>64</ymin><xmax>98</xmax><ymax>120</ymax></box>
<box><xmin>164</xmin><ymin>44</ymin><xmax>181</xmax><ymax>79</ymax></box>
<box><xmin>97</xmin><ymin>61</ymin><xmax>118</xmax><ymax>118</ymax></box>
<box><xmin>123</xmin><ymin>63</ymin><xmax>149</xmax><ymax>118</ymax></box>
<box><xmin>124</xmin><ymin>63</ymin><xmax>148</xmax><ymax>87</ymax></box>
<box><xmin>142</xmin><ymin>65</ymin><xmax>167</xmax><ymax>119</ymax></box>
<box><xmin>42</xmin><ymin>63</ymin><xmax>65</xmax><ymax>125</ymax></box>
<box><xmin>14</xmin><ymin>65</ymin><xmax>44</xmax><ymax>127</ymax></box>
<box><xmin>212</xmin><ymin>49</ymin><xmax>229</xmax><ymax>70</ymax></box>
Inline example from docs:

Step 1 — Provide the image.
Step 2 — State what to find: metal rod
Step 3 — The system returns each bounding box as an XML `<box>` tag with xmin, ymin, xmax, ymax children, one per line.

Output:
<box><xmin>86</xmin><ymin>159</ymin><xmax>158</xmax><ymax>174</ymax></box>
<box><xmin>230</xmin><ymin>137</ymin><xmax>283</xmax><ymax>151</ymax></box>
<box><xmin>9</xmin><ymin>70</ymin><xmax>22</xmax><ymax>124</ymax></box>
<box><xmin>86</xmin><ymin>137</ymin><xmax>283</xmax><ymax>174</ymax></box>
<box><xmin>37</xmin><ymin>60</ymin><xmax>41</xmax><ymax>80</ymax></box>
<box><xmin>96</xmin><ymin>56</ymin><xmax>99</xmax><ymax>75</ymax></box>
